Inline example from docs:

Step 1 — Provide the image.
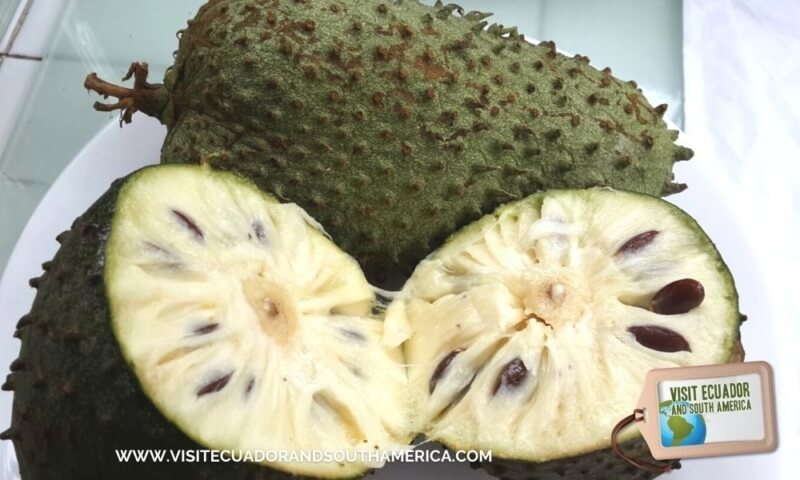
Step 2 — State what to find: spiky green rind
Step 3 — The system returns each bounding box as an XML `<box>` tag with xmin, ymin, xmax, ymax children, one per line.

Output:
<box><xmin>157</xmin><ymin>0</ymin><xmax>691</xmax><ymax>286</ymax></box>
<box><xmin>5</xmin><ymin>168</ymin><xmax>309</xmax><ymax>480</ymax></box>
<box><xmin>477</xmin><ymin>438</ymin><xmax>680</xmax><ymax>480</ymax></box>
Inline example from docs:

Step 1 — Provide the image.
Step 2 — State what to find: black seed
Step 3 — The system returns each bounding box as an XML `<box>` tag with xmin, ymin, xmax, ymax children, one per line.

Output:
<box><xmin>430</xmin><ymin>349</ymin><xmax>463</xmax><ymax>394</ymax></box>
<box><xmin>493</xmin><ymin>358</ymin><xmax>528</xmax><ymax>395</ymax></box>
<box><xmin>372</xmin><ymin>291</ymin><xmax>393</xmax><ymax>315</ymax></box>
<box><xmin>617</xmin><ymin>230</ymin><xmax>659</xmax><ymax>255</ymax></box>
<box><xmin>171</xmin><ymin>209</ymin><xmax>204</xmax><ymax>241</ymax></box>
<box><xmin>628</xmin><ymin>326</ymin><xmax>691</xmax><ymax>352</ymax></box>
<box><xmin>252</xmin><ymin>220</ymin><xmax>268</xmax><ymax>243</ymax></box>
<box><xmin>651</xmin><ymin>279</ymin><xmax>705</xmax><ymax>315</ymax></box>
<box><xmin>145</xmin><ymin>242</ymin><xmax>171</xmax><ymax>255</ymax></box>
<box><xmin>245</xmin><ymin>377</ymin><xmax>255</xmax><ymax>397</ymax></box>
<box><xmin>194</xmin><ymin>323</ymin><xmax>219</xmax><ymax>335</ymax></box>
<box><xmin>197</xmin><ymin>372</ymin><xmax>234</xmax><ymax>397</ymax></box>
<box><xmin>340</xmin><ymin>328</ymin><xmax>366</xmax><ymax>341</ymax></box>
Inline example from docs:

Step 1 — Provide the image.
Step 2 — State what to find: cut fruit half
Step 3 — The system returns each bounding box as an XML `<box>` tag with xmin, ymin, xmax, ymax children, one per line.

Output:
<box><xmin>384</xmin><ymin>188</ymin><xmax>741</xmax><ymax>476</ymax></box>
<box><xmin>104</xmin><ymin>166</ymin><xmax>409</xmax><ymax>478</ymax></box>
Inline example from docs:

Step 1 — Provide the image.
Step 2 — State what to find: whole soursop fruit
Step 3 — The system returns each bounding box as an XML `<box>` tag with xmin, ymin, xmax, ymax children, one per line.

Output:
<box><xmin>84</xmin><ymin>0</ymin><xmax>692</xmax><ymax>287</ymax></box>
<box><xmin>384</xmin><ymin>189</ymin><xmax>744</xmax><ymax>480</ymax></box>
<box><xmin>3</xmin><ymin>165</ymin><xmax>410</xmax><ymax>479</ymax></box>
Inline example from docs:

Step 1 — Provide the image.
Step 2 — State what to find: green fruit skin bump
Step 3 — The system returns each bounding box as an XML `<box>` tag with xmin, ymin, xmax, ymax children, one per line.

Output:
<box><xmin>3</xmin><ymin>170</ymin><xmax>307</xmax><ymax>480</ymax></box>
<box><xmin>85</xmin><ymin>0</ymin><xmax>691</xmax><ymax>287</ymax></box>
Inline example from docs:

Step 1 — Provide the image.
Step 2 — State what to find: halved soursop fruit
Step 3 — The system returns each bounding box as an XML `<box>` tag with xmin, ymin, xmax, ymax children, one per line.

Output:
<box><xmin>4</xmin><ymin>165</ymin><xmax>410</xmax><ymax>480</ymax></box>
<box><xmin>384</xmin><ymin>188</ymin><xmax>742</xmax><ymax>480</ymax></box>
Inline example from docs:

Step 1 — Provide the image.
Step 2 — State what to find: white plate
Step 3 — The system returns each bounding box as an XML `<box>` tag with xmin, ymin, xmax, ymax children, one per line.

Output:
<box><xmin>0</xmin><ymin>117</ymin><xmax>792</xmax><ymax>479</ymax></box>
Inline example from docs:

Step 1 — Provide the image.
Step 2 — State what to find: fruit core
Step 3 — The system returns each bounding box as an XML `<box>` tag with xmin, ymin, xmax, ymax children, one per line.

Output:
<box><xmin>521</xmin><ymin>267</ymin><xmax>589</xmax><ymax>330</ymax></box>
<box><xmin>243</xmin><ymin>274</ymin><xmax>299</xmax><ymax>343</ymax></box>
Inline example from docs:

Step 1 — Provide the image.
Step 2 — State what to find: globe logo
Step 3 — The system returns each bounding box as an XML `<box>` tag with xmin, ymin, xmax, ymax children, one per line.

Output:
<box><xmin>659</xmin><ymin>400</ymin><xmax>707</xmax><ymax>447</ymax></box>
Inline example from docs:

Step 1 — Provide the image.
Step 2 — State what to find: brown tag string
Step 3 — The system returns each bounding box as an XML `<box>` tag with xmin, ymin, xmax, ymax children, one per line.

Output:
<box><xmin>611</xmin><ymin>408</ymin><xmax>675</xmax><ymax>474</ymax></box>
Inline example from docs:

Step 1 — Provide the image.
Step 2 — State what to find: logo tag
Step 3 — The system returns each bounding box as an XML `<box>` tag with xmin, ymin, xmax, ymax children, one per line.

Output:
<box><xmin>635</xmin><ymin>361</ymin><xmax>777</xmax><ymax>460</ymax></box>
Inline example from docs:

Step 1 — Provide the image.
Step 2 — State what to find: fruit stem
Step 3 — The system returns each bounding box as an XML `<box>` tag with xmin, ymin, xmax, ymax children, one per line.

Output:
<box><xmin>84</xmin><ymin>62</ymin><xmax>168</xmax><ymax>126</ymax></box>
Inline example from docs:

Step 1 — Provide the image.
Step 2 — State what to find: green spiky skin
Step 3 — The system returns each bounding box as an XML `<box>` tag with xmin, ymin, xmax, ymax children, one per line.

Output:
<box><xmin>477</xmin><ymin>438</ymin><xmax>680</xmax><ymax>480</ymax></box>
<box><xmin>3</xmin><ymin>172</ymin><xmax>307</xmax><ymax>480</ymax></box>
<box><xmin>92</xmin><ymin>0</ymin><xmax>692</xmax><ymax>286</ymax></box>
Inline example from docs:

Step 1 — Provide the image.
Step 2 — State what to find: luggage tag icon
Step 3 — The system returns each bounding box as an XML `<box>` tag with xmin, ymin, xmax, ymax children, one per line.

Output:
<box><xmin>612</xmin><ymin>361</ymin><xmax>777</xmax><ymax>473</ymax></box>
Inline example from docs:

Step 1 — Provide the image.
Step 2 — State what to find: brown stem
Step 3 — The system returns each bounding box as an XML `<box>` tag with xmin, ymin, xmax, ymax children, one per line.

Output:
<box><xmin>84</xmin><ymin>62</ymin><xmax>169</xmax><ymax>126</ymax></box>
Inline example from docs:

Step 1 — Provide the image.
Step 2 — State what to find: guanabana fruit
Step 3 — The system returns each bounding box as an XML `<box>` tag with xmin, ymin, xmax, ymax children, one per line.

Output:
<box><xmin>384</xmin><ymin>189</ymin><xmax>743</xmax><ymax>480</ymax></box>
<box><xmin>84</xmin><ymin>0</ymin><xmax>692</xmax><ymax>287</ymax></box>
<box><xmin>3</xmin><ymin>165</ymin><xmax>410</xmax><ymax>479</ymax></box>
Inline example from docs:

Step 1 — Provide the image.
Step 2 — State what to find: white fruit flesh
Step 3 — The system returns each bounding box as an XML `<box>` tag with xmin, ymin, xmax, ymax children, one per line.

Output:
<box><xmin>384</xmin><ymin>189</ymin><xmax>738</xmax><ymax>462</ymax></box>
<box><xmin>105</xmin><ymin>166</ymin><xmax>409</xmax><ymax>478</ymax></box>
